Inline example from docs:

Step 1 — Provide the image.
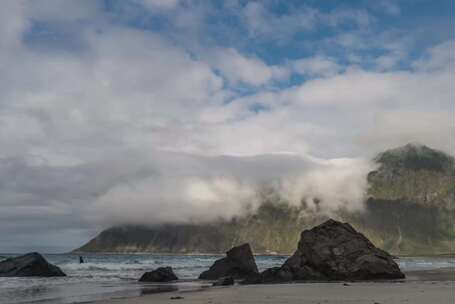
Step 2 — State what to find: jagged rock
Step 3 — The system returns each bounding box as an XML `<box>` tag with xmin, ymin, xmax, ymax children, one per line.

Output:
<box><xmin>0</xmin><ymin>252</ymin><xmax>66</xmax><ymax>277</ymax></box>
<box><xmin>243</xmin><ymin>220</ymin><xmax>405</xmax><ymax>284</ymax></box>
<box><xmin>213</xmin><ymin>276</ymin><xmax>235</xmax><ymax>286</ymax></box>
<box><xmin>282</xmin><ymin>219</ymin><xmax>405</xmax><ymax>281</ymax></box>
<box><xmin>199</xmin><ymin>243</ymin><xmax>259</xmax><ymax>280</ymax></box>
<box><xmin>139</xmin><ymin>267</ymin><xmax>178</xmax><ymax>282</ymax></box>
<box><xmin>242</xmin><ymin>267</ymin><xmax>293</xmax><ymax>284</ymax></box>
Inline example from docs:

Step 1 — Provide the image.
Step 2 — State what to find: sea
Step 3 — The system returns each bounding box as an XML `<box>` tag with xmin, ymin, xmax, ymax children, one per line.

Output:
<box><xmin>1</xmin><ymin>253</ymin><xmax>455</xmax><ymax>304</ymax></box>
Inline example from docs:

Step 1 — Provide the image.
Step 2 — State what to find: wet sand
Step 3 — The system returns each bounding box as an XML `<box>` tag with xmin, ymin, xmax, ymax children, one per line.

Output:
<box><xmin>95</xmin><ymin>269</ymin><xmax>455</xmax><ymax>304</ymax></box>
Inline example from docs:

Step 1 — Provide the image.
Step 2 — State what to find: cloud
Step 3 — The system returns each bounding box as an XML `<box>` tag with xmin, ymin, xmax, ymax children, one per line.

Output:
<box><xmin>209</xmin><ymin>48</ymin><xmax>289</xmax><ymax>86</ymax></box>
<box><xmin>242</xmin><ymin>2</ymin><xmax>371</xmax><ymax>42</ymax></box>
<box><xmin>243</xmin><ymin>2</ymin><xmax>317</xmax><ymax>40</ymax></box>
<box><xmin>413</xmin><ymin>39</ymin><xmax>455</xmax><ymax>71</ymax></box>
<box><xmin>292</xmin><ymin>56</ymin><xmax>341</xmax><ymax>78</ymax></box>
<box><xmin>91</xmin><ymin>152</ymin><xmax>374</xmax><ymax>227</ymax></box>
<box><xmin>0</xmin><ymin>0</ymin><xmax>29</xmax><ymax>55</ymax></box>
<box><xmin>138</xmin><ymin>0</ymin><xmax>180</xmax><ymax>10</ymax></box>
<box><xmin>25</xmin><ymin>0</ymin><xmax>102</xmax><ymax>23</ymax></box>
<box><xmin>374</xmin><ymin>0</ymin><xmax>401</xmax><ymax>16</ymax></box>
<box><xmin>322</xmin><ymin>8</ymin><xmax>371</xmax><ymax>28</ymax></box>
<box><xmin>360</xmin><ymin>111</ymin><xmax>455</xmax><ymax>155</ymax></box>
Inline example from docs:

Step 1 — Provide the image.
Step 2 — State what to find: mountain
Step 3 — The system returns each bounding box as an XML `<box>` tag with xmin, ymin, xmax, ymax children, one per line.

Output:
<box><xmin>75</xmin><ymin>201</ymin><xmax>324</xmax><ymax>254</ymax></box>
<box><xmin>349</xmin><ymin>143</ymin><xmax>455</xmax><ymax>254</ymax></box>
<box><xmin>74</xmin><ymin>144</ymin><xmax>455</xmax><ymax>255</ymax></box>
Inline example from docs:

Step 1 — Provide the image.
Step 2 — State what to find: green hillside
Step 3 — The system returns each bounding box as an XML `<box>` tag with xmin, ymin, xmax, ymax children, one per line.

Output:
<box><xmin>75</xmin><ymin>144</ymin><xmax>455</xmax><ymax>255</ymax></box>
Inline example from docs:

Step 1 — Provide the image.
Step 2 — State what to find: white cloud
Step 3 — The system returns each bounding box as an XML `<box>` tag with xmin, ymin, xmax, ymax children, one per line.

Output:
<box><xmin>278</xmin><ymin>157</ymin><xmax>374</xmax><ymax>213</ymax></box>
<box><xmin>413</xmin><ymin>39</ymin><xmax>455</xmax><ymax>71</ymax></box>
<box><xmin>209</xmin><ymin>48</ymin><xmax>289</xmax><ymax>86</ymax></box>
<box><xmin>374</xmin><ymin>0</ymin><xmax>401</xmax><ymax>16</ymax></box>
<box><xmin>322</xmin><ymin>9</ymin><xmax>371</xmax><ymax>27</ymax></box>
<box><xmin>243</xmin><ymin>50</ymin><xmax>455</xmax><ymax>110</ymax></box>
<box><xmin>360</xmin><ymin>111</ymin><xmax>455</xmax><ymax>155</ymax></box>
<box><xmin>293</xmin><ymin>56</ymin><xmax>341</xmax><ymax>77</ymax></box>
<box><xmin>243</xmin><ymin>2</ymin><xmax>317</xmax><ymax>40</ymax></box>
<box><xmin>0</xmin><ymin>0</ymin><xmax>29</xmax><ymax>55</ymax></box>
<box><xmin>25</xmin><ymin>0</ymin><xmax>102</xmax><ymax>23</ymax></box>
<box><xmin>91</xmin><ymin>152</ymin><xmax>373</xmax><ymax>227</ymax></box>
<box><xmin>243</xmin><ymin>2</ymin><xmax>372</xmax><ymax>42</ymax></box>
<box><xmin>139</xmin><ymin>0</ymin><xmax>180</xmax><ymax>10</ymax></box>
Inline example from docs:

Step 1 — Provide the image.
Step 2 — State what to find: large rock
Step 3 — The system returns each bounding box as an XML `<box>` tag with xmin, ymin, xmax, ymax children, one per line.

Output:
<box><xmin>283</xmin><ymin>219</ymin><xmax>405</xmax><ymax>281</ymax></box>
<box><xmin>0</xmin><ymin>252</ymin><xmax>66</xmax><ymax>277</ymax></box>
<box><xmin>199</xmin><ymin>243</ymin><xmax>259</xmax><ymax>280</ymax></box>
<box><xmin>244</xmin><ymin>219</ymin><xmax>404</xmax><ymax>284</ymax></box>
<box><xmin>139</xmin><ymin>266</ymin><xmax>178</xmax><ymax>282</ymax></box>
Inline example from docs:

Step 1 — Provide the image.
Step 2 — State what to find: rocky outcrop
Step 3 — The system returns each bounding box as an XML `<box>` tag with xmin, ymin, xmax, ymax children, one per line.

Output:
<box><xmin>213</xmin><ymin>276</ymin><xmax>235</xmax><ymax>286</ymax></box>
<box><xmin>286</xmin><ymin>219</ymin><xmax>404</xmax><ymax>280</ymax></box>
<box><xmin>199</xmin><ymin>243</ymin><xmax>259</xmax><ymax>280</ymax></box>
<box><xmin>139</xmin><ymin>266</ymin><xmax>178</xmax><ymax>282</ymax></box>
<box><xmin>242</xmin><ymin>267</ymin><xmax>293</xmax><ymax>284</ymax></box>
<box><xmin>249</xmin><ymin>219</ymin><xmax>404</xmax><ymax>283</ymax></box>
<box><xmin>0</xmin><ymin>252</ymin><xmax>66</xmax><ymax>277</ymax></box>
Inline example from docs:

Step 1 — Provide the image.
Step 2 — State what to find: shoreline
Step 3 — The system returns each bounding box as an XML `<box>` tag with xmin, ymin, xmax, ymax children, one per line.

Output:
<box><xmin>4</xmin><ymin>254</ymin><xmax>455</xmax><ymax>304</ymax></box>
<box><xmin>70</xmin><ymin>251</ymin><xmax>289</xmax><ymax>256</ymax></box>
<box><xmin>93</xmin><ymin>267</ymin><xmax>455</xmax><ymax>304</ymax></box>
<box><xmin>6</xmin><ymin>250</ymin><xmax>455</xmax><ymax>257</ymax></box>
<box><xmin>95</xmin><ymin>281</ymin><xmax>455</xmax><ymax>304</ymax></box>
<box><xmin>68</xmin><ymin>251</ymin><xmax>455</xmax><ymax>259</ymax></box>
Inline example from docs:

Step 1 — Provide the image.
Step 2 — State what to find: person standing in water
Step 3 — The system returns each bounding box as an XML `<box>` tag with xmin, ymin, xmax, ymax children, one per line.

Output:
<box><xmin>79</xmin><ymin>256</ymin><xmax>84</xmax><ymax>264</ymax></box>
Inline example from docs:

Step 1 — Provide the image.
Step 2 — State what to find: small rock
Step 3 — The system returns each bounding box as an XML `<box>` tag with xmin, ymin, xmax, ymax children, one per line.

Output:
<box><xmin>139</xmin><ymin>266</ymin><xmax>178</xmax><ymax>282</ymax></box>
<box><xmin>213</xmin><ymin>276</ymin><xmax>234</xmax><ymax>286</ymax></box>
<box><xmin>242</xmin><ymin>267</ymin><xmax>293</xmax><ymax>284</ymax></box>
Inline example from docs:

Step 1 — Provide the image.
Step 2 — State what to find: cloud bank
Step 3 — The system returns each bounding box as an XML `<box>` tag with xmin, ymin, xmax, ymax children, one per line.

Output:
<box><xmin>92</xmin><ymin>153</ymin><xmax>374</xmax><ymax>226</ymax></box>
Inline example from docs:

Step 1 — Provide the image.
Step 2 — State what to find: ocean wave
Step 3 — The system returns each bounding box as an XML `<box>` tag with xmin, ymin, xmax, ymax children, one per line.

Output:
<box><xmin>60</xmin><ymin>262</ymin><xmax>152</xmax><ymax>272</ymax></box>
<box><xmin>59</xmin><ymin>262</ymin><xmax>210</xmax><ymax>273</ymax></box>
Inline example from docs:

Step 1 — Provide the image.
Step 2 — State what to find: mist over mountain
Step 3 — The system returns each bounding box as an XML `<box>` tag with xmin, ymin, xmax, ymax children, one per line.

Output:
<box><xmin>75</xmin><ymin>144</ymin><xmax>455</xmax><ymax>255</ymax></box>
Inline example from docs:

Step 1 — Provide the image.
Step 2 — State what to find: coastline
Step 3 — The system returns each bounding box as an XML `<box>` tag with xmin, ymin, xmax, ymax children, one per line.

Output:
<box><xmin>4</xmin><ymin>254</ymin><xmax>455</xmax><ymax>304</ymax></box>
<box><xmin>93</xmin><ymin>267</ymin><xmax>455</xmax><ymax>304</ymax></box>
<box><xmin>95</xmin><ymin>281</ymin><xmax>455</xmax><ymax>304</ymax></box>
<box><xmin>71</xmin><ymin>249</ymin><xmax>455</xmax><ymax>257</ymax></box>
<box><xmin>71</xmin><ymin>251</ymin><xmax>288</xmax><ymax>256</ymax></box>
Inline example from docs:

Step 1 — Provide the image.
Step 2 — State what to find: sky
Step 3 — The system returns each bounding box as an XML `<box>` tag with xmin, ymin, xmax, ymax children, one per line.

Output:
<box><xmin>1</xmin><ymin>0</ymin><xmax>455</xmax><ymax>253</ymax></box>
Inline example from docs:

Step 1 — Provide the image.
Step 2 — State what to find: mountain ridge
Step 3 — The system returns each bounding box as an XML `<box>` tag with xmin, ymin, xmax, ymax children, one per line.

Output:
<box><xmin>74</xmin><ymin>144</ymin><xmax>455</xmax><ymax>255</ymax></box>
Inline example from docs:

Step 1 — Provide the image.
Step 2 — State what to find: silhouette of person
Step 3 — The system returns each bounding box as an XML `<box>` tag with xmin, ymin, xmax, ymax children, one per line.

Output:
<box><xmin>79</xmin><ymin>256</ymin><xmax>84</xmax><ymax>264</ymax></box>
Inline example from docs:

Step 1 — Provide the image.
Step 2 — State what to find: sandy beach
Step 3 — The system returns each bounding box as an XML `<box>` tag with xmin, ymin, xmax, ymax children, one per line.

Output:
<box><xmin>96</xmin><ymin>281</ymin><xmax>455</xmax><ymax>304</ymax></box>
<box><xmin>95</xmin><ymin>269</ymin><xmax>455</xmax><ymax>304</ymax></box>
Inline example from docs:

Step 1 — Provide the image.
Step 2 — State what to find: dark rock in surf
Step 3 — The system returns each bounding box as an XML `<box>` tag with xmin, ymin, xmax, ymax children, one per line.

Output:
<box><xmin>199</xmin><ymin>243</ymin><xmax>259</xmax><ymax>280</ymax></box>
<box><xmin>139</xmin><ymin>266</ymin><xmax>178</xmax><ymax>282</ymax></box>
<box><xmin>0</xmin><ymin>252</ymin><xmax>66</xmax><ymax>277</ymax></box>
<box><xmin>212</xmin><ymin>276</ymin><xmax>235</xmax><ymax>286</ymax></box>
